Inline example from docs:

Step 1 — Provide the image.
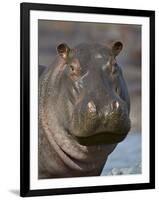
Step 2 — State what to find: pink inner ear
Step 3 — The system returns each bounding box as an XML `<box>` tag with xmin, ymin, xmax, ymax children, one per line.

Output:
<box><xmin>112</xmin><ymin>41</ymin><xmax>123</xmax><ymax>56</ymax></box>
<box><xmin>57</xmin><ymin>44</ymin><xmax>66</xmax><ymax>53</ymax></box>
<box><xmin>113</xmin><ymin>42</ymin><xmax>123</xmax><ymax>50</ymax></box>
<box><xmin>57</xmin><ymin>43</ymin><xmax>71</xmax><ymax>60</ymax></box>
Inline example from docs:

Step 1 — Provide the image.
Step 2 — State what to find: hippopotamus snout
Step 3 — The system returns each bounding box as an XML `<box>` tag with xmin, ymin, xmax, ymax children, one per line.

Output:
<box><xmin>70</xmin><ymin>96</ymin><xmax>130</xmax><ymax>141</ymax></box>
<box><xmin>98</xmin><ymin>99</ymin><xmax>130</xmax><ymax>135</ymax></box>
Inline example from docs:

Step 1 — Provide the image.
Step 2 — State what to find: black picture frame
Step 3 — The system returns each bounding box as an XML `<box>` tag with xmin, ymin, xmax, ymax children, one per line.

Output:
<box><xmin>20</xmin><ymin>2</ymin><xmax>155</xmax><ymax>197</ymax></box>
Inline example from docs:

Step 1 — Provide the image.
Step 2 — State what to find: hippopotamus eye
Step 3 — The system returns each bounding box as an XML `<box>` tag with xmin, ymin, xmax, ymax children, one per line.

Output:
<box><xmin>68</xmin><ymin>59</ymin><xmax>81</xmax><ymax>80</ymax></box>
<box><xmin>69</xmin><ymin>65</ymin><xmax>81</xmax><ymax>78</ymax></box>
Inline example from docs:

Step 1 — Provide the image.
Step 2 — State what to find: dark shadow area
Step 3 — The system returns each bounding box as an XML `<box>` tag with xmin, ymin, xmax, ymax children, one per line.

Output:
<box><xmin>9</xmin><ymin>189</ymin><xmax>19</xmax><ymax>196</ymax></box>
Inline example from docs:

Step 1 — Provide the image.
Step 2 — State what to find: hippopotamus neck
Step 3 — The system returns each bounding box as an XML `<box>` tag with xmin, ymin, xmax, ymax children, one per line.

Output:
<box><xmin>39</xmin><ymin>113</ymin><xmax>117</xmax><ymax>177</ymax></box>
<box><xmin>39</xmin><ymin>57</ymin><xmax>73</xmax><ymax>130</ymax></box>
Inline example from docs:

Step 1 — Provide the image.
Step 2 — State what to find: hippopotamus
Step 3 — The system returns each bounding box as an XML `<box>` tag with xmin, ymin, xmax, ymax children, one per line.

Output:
<box><xmin>38</xmin><ymin>41</ymin><xmax>131</xmax><ymax>179</ymax></box>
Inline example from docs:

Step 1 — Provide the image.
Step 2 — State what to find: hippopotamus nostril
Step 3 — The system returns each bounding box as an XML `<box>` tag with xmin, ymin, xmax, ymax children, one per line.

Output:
<box><xmin>111</xmin><ymin>100</ymin><xmax>120</xmax><ymax>111</ymax></box>
<box><xmin>87</xmin><ymin>101</ymin><xmax>96</xmax><ymax>114</ymax></box>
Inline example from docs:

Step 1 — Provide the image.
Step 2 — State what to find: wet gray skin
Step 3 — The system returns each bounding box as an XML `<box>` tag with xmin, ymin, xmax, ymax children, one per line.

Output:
<box><xmin>38</xmin><ymin>42</ymin><xmax>131</xmax><ymax>178</ymax></box>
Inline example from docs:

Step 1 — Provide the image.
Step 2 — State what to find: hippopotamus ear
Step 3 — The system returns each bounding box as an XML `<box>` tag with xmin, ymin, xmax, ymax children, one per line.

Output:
<box><xmin>57</xmin><ymin>43</ymin><xmax>70</xmax><ymax>60</ymax></box>
<box><xmin>111</xmin><ymin>41</ymin><xmax>123</xmax><ymax>57</ymax></box>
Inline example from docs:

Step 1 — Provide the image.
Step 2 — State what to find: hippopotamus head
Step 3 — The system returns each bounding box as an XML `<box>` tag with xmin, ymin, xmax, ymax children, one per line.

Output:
<box><xmin>52</xmin><ymin>42</ymin><xmax>131</xmax><ymax>146</ymax></box>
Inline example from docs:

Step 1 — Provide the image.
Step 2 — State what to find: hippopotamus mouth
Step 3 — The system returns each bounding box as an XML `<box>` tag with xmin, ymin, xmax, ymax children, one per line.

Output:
<box><xmin>68</xmin><ymin>101</ymin><xmax>131</xmax><ymax>146</ymax></box>
<box><xmin>74</xmin><ymin>131</ymin><xmax>128</xmax><ymax>146</ymax></box>
<box><xmin>69</xmin><ymin>118</ymin><xmax>131</xmax><ymax>146</ymax></box>
<box><xmin>71</xmin><ymin>120</ymin><xmax>130</xmax><ymax>146</ymax></box>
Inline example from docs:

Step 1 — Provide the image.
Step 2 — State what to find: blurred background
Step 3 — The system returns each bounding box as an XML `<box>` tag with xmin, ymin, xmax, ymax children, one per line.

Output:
<box><xmin>38</xmin><ymin>20</ymin><xmax>141</xmax><ymax>175</ymax></box>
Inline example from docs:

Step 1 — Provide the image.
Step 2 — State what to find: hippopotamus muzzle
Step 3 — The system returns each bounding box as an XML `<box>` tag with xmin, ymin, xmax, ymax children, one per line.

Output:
<box><xmin>69</xmin><ymin>92</ymin><xmax>131</xmax><ymax>145</ymax></box>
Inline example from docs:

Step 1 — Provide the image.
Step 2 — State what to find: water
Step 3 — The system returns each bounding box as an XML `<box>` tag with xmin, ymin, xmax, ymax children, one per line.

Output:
<box><xmin>101</xmin><ymin>133</ymin><xmax>141</xmax><ymax>175</ymax></box>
